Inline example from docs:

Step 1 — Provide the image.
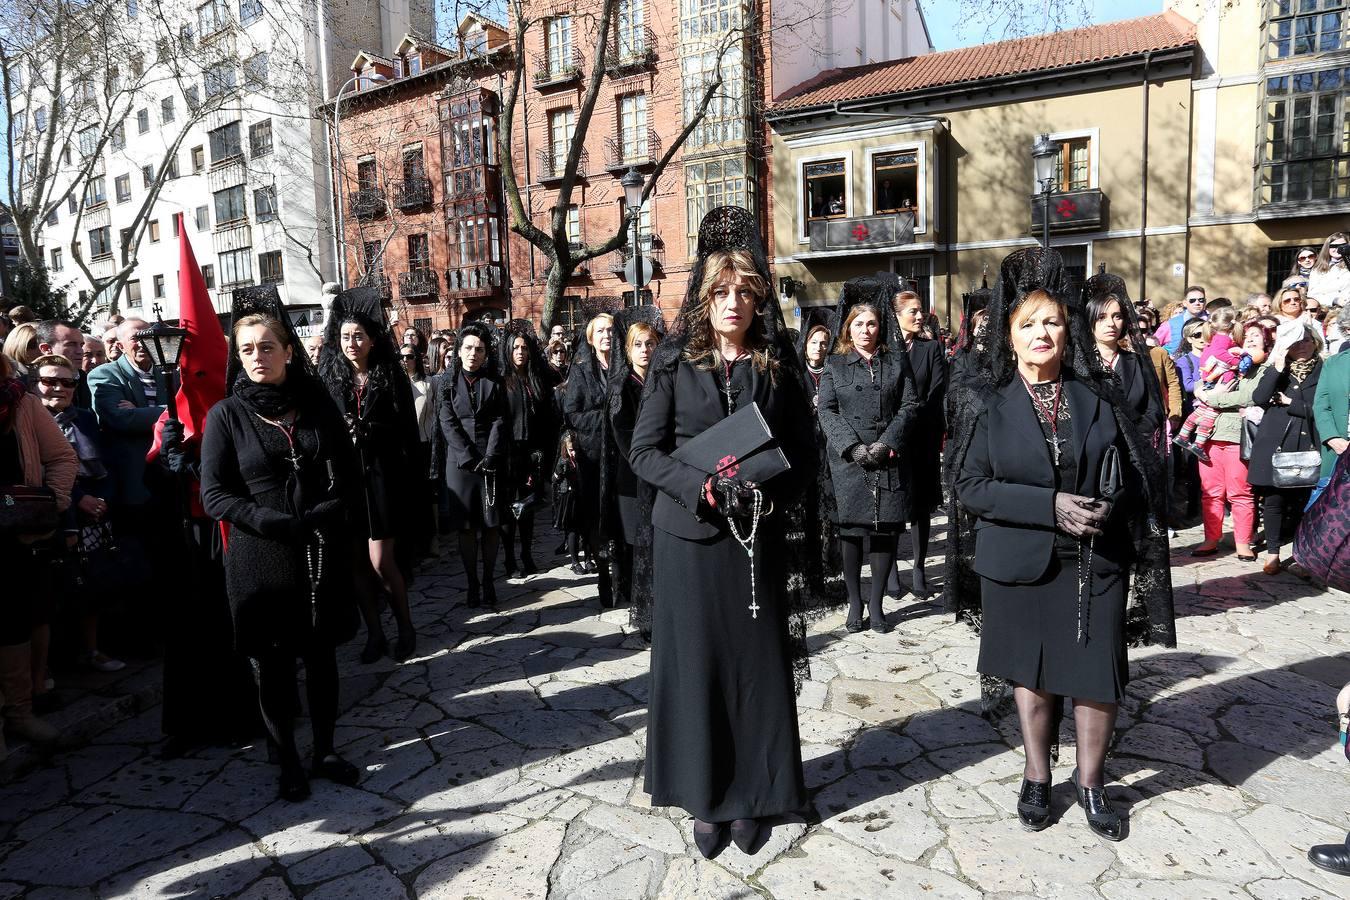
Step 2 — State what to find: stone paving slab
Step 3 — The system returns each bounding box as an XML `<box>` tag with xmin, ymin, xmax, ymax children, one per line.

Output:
<box><xmin>1</xmin><ymin>518</ymin><xmax>1349</xmax><ymax>897</ymax></box>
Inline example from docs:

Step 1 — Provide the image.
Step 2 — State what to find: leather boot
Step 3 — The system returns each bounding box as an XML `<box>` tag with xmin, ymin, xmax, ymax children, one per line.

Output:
<box><xmin>0</xmin><ymin>643</ymin><xmax>59</xmax><ymax>746</ymax></box>
<box><xmin>1308</xmin><ymin>835</ymin><xmax>1350</xmax><ymax>876</ymax></box>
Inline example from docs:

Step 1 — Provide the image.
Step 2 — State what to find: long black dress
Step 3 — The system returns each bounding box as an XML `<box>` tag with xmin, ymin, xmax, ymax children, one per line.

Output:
<box><xmin>438</xmin><ymin>371</ymin><xmax>507</xmax><ymax>530</ymax></box>
<box><xmin>904</xmin><ymin>337</ymin><xmax>948</xmax><ymax>518</ymax></box>
<box><xmin>629</xmin><ymin>357</ymin><xmax>815</xmax><ymax>822</ymax></box>
<box><xmin>502</xmin><ymin>373</ymin><xmax>555</xmax><ymax>515</ymax></box>
<box><xmin>329</xmin><ymin>374</ymin><xmax>419</xmax><ymax>541</ymax></box>
<box><xmin>561</xmin><ymin>353</ymin><xmax>611</xmax><ymax>541</ymax></box>
<box><xmin>956</xmin><ymin>376</ymin><xmax>1131</xmax><ymax>703</ymax></box>
<box><xmin>610</xmin><ymin>372</ymin><xmax>645</xmax><ymax>544</ymax></box>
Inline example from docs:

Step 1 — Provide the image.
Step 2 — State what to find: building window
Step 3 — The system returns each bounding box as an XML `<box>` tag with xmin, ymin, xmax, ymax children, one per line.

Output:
<box><xmin>254</xmin><ymin>185</ymin><xmax>277</xmax><ymax>221</ymax></box>
<box><xmin>1058</xmin><ymin>244</ymin><xmax>1088</xmax><ymax>298</ymax></box>
<box><xmin>356</xmin><ymin>158</ymin><xmax>378</xmax><ymax>190</ymax></box>
<box><xmin>191</xmin><ymin>145</ymin><xmax>205</xmax><ymax>172</ymax></box>
<box><xmin>259</xmin><ymin>250</ymin><xmax>283</xmax><ymax>283</ymax></box>
<box><xmin>872</xmin><ymin>151</ymin><xmax>918</xmax><ymax>213</ymax></box>
<box><xmin>120</xmin><ymin>228</ymin><xmax>134</xmax><ymax>265</ymax></box>
<box><xmin>451</xmin><ymin>216</ymin><xmax>502</xmax><ymax>267</ymax></box>
<box><xmin>197</xmin><ymin>0</ymin><xmax>230</xmax><ymax>37</ymax></box>
<box><xmin>195</xmin><ymin>205</ymin><xmax>209</xmax><ymax>230</ymax></box>
<box><xmin>89</xmin><ymin>225</ymin><xmax>112</xmax><ymax>258</ymax></box>
<box><xmin>46</xmin><ymin>208</ymin><xmax>58</xmax><ymax>226</ymax></box>
<box><xmin>565</xmin><ymin>205</ymin><xmax>581</xmax><ymax>247</ymax></box>
<box><xmin>617</xmin><ymin>0</ymin><xmax>647</xmax><ymax>57</ymax></box>
<box><xmin>68</xmin><ymin>195</ymin><xmax>78</xmax><ymax>214</ymax></box>
<box><xmin>402</xmin><ymin>146</ymin><xmax>425</xmax><ymax>182</ymax></box>
<box><xmin>78</xmin><ymin>126</ymin><xmax>99</xmax><ymax>157</ymax></box>
<box><xmin>208</xmin><ymin>121</ymin><xmax>242</xmax><ymax>163</ymax></box>
<box><xmin>219</xmin><ymin>247</ymin><xmax>253</xmax><ymax>286</ymax></box>
<box><xmin>679</xmin><ymin>0</ymin><xmax>745</xmax><ymax>41</ymax></box>
<box><xmin>161</xmin><ymin>96</ymin><xmax>175</xmax><ymax>123</ymax></box>
<box><xmin>111</xmin><ymin>122</ymin><xmax>125</xmax><ymax>150</ymax></box>
<box><xmin>148</xmin><ymin>219</ymin><xmax>160</xmax><ymax>242</ymax></box>
<box><xmin>243</xmin><ymin>52</ymin><xmax>268</xmax><ymax>87</ymax></box>
<box><xmin>164</xmin><ymin>154</ymin><xmax>179</xmax><ymax>180</ymax></box>
<box><xmin>407</xmin><ymin>54</ymin><xmax>422</xmax><ymax>76</ymax></box>
<box><xmin>803</xmin><ymin>158</ymin><xmax>846</xmax><ymax>232</ymax></box>
<box><xmin>85</xmin><ymin>176</ymin><xmax>108</xmax><ymax>208</ymax></box>
<box><xmin>685</xmin><ymin>156</ymin><xmax>750</xmax><ymax>254</ymax></box>
<box><xmin>126</xmin><ymin>280</ymin><xmax>142</xmax><ymax>307</ymax></box>
<box><xmin>50</xmin><ymin>248</ymin><xmax>63</xmax><ymax>271</ymax></box>
<box><xmin>240</xmin><ymin>0</ymin><xmax>262</xmax><ymax>25</ymax></box>
<box><xmin>141</xmin><ymin>164</ymin><xmax>154</xmax><ymax>187</ymax></box>
<box><xmin>1261</xmin><ymin>68</ymin><xmax>1350</xmax><ymax>204</ymax></box>
<box><xmin>131</xmin><ymin>54</ymin><xmax>144</xmax><ymax>78</ymax></box>
<box><xmin>545</xmin><ymin>16</ymin><xmax>573</xmax><ymax>74</ymax></box>
<box><xmin>214</xmin><ymin>184</ymin><xmax>247</xmax><ymax>224</ymax></box>
<box><xmin>548</xmin><ymin>108</ymin><xmax>575</xmax><ymax>169</ymax></box>
<box><xmin>114</xmin><ymin>173</ymin><xmax>132</xmax><ymax>203</ymax></box>
<box><xmin>408</xmin><ymin>233</ymin><xmax>430</xmax><ymax>270</ymax></box>
<box><xmin>553</xmin><ymin>294</ymin><xmax>585</xmax><ymax>332</ymax></box>
<box><xmin>185</xmin><ymin>85</ymin><xmax>200</xmax><ymax>111</ymax></box>
<box><xmin>204</xmin><ymin>62</ymin><xmax>237</xmax><ymax>98</ymax></box>
<box><xmin>363</xmin><ymin>240</ymin><xmax>384</xmax><ymax>275</ymax></box>
<box><xmin>681</xmin><ymin>45</ymin><xmax>745</xmax><ymax>148</ymax></box>
<box><xmin>249</xmin><ymin>119</ymin><xmax>273</xmax><ymax>157</ymax></box>
<box><xmin>127</xmin><ymin>0</ymin><xmax>138</xmax><ymax>18</ymax></box>
<box><xmin>1267</xmin><ymin>0</ymin><xmax>1345</xmax><ymax>59</ymax></box>
<box><xmin>892</xmin><ymin>256</ymin><xmax>932</xmax><ymax>310</ymax></box>
<box><xmin>1053</xmin><ymin>137</ymin><xmax>1091</xmax><ymax>192</ymax></box>
<box><xmin>172</xmin><ymin>216</ymin><xmax>180</xmax><ymax>237</ymax></box>
<box><xmin>618</xmin><ymin>93</ymin><xmax>648</xmax><ymax>162</ymax></box>
<box><xmin>620</xmin><ymin>199</ymin><xmax>652</xmax><ymax>246</ymax></box>
<box><xmin>201</xmin><ymin>263</ymin><xmax>215</xmax><ymax>288</ymax></box>
<box><xmin>153</xmin><ymin>274</ymin><xmax>165</xmax><ymax>298</ymax></box>
<box><xmin>136</xmin><ymin>108</ymin><xmax>149</xmax><ymax>133</ymax></box>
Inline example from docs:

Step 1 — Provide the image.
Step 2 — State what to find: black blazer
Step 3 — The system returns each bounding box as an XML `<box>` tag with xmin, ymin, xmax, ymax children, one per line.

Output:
<box><xmin>1247</xmin><ymin>362</ymin><xmax>1322</xmax><ymax>488</ymax></box>
<box><xmin>956</xmin><ymin>376</ymin><xmax>1124</xmax><ymax>584</ymax></box>
<box><xmin>629</xmin><ymin>359</ymin><xmax>813</xmax><ymax>541</ymax></box>
<box><xmin>1115</xmin><ymin>352</ymin><xmax>1164</xmax><ymax>436</ymax></box>
<box><xmin>438</xmin><ymin>372</ymin><xmax>507</xmax><ymax>473</ymax></box>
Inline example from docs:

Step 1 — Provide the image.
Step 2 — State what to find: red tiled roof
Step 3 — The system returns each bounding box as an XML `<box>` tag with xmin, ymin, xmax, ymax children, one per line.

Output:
<box><xmin>772</xmin><ymin>11</ymin><xmax>1196</xmax><ymax>113</ymax></box>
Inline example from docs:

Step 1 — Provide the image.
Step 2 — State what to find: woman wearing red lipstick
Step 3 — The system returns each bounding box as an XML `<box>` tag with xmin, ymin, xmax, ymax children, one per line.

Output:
<box><xmin>953</xmin><ymin>249</ymin><xmax>1175</xmax><ymax>843</ymax></box>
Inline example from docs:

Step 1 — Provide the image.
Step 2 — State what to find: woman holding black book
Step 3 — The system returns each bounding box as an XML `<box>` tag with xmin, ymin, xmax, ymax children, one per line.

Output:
<box><xmin>629</xmin><ymin>206</ymin><xmax>817</xmax><ymax>860</ymax></box>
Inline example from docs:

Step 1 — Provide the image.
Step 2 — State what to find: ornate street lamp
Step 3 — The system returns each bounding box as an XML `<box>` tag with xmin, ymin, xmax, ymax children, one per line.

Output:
<box><xmin>1031</xmin><ymin>133</ymin><xmax>1059</xmax><ymax>250</ymax></box>
<box><xmin>136</xmin><ymin>304</ymin><xmax>187</xmax><ymax>419</ymax></box>
<box><xmin>621</xmin><ymin>166</ymin><xmax>645</xmax><ymax>305</ymax></box>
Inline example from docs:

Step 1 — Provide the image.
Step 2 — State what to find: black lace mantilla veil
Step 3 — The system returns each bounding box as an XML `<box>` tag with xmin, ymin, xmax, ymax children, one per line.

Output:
<box><xmin>943</xmin><ymin>248</ymin><xmax>1177</xmax><ymax>716</ymax></box>
<box><xmin>794</xmin><ymin>305</ymin><xmax>846</xmax><ymax>609</ymax></box>
<box><xmin>225</xmin><ymin>284</ymin><xmax>316</xmax><ymax>393</ymax></box>
<box><xmin>628</xmin><ymin>206</ymin><xmax>838</xmax><ymax>689</ymax></box>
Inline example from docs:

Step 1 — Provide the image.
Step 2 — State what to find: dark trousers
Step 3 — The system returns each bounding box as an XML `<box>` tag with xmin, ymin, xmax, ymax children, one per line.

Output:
<box><xmin>1261</xmin><ymin>487</ymin><xmax>1313</xmax><ymax>554</ymax></box>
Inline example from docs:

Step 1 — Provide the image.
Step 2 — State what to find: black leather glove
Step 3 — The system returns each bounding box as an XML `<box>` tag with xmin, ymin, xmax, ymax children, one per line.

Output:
<box><xmin>529</xmin><ymin>450</ymin><xmax>544</xmax><ymax>469</ymax></box>
<box><xmin>847</xmin><ymin>443</ymin><xmax>873</xmax><ymax>467</ymax></box>
<box><xmin>160</xmin><ymin>420</ymin><xmax>195</xmax><ymax>476</ymax></box>
<box><xmin>1054</xmin><ymin>493</ymin><xmax>1109</xmax><ymax>539</ymax></box>
<box><xmin>866</xmin><ymin>441</ymin><xmax>892</xmax><ymax>468</ymax></box>
<box><xmin>474</xmin><ymin>459</ymin><xmax>495</xmax><ymax>475</ymax></box>
<box><xmin>711</xmin><ymin>476</ymin><xmax>759</xmax><ymax>519</ymax></box>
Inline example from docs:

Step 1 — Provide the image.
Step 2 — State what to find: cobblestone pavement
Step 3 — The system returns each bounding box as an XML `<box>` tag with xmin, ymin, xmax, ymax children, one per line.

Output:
<box><xmin>2</xmin><ymin>517</ymin><xmax>1350</xmax><ymax>899</ymax></box>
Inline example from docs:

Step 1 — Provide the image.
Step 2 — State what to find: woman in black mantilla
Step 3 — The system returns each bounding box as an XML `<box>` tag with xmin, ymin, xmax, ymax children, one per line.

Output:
<box><xmin>629</xmin><ymin>206</ymin><xmax>817</xmax><ymax>859</ymax></box>
<box><xmin>499</xmin><ymin>320</ymin><xmax>557</xmax><ymax>577</ymax></box>
<box><xmin>794</xmin><ymin>308</ymin><xmax>846</xmax><ymax>607</ymax></box>
<box><xmin>562</xmin><ymin>311</ymin><xmax>618</xmax><ymax>605</ymax></box>
<box><xmin>437</xmin><ymin>322</ymin><xmax>508</xmax><ymax>606</ymax></box>
<box><xmin>1084</xmin><ymin>273</ymin><xmax>1165</xmax><ymax>440</ymax></box>
<box><xmin>200</xmin><ymin>306</ymin><xmax>362</xmax><ymax>802</ymax></box>
<box><xmin>318</xmin><ymin>290</ymin><xmax>419</xmax><ymax>662</ymax></box>
<box><xmin>886</xmin><ymin>278</ymin><xmax>948</xmax><ymax>601</ymax></box>
<box><xmin>606</xmin><ymin>305</ymin><xmax>663</xmax><ymax>609</ymax></box>
<box><xmin>952</xmin><ymin>248</ymin><xmax>1175</xmax><ymax>842</ymax></box>
<box><xmin>817</xmin><ymin>276</ymin><xmax>919</xmax><ymax>634</ymax></box>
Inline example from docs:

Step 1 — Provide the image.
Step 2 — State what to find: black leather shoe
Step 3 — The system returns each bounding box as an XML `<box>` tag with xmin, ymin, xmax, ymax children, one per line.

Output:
<box><xmin>1017</xmin><ymin>778</ymin><xmax>1051</xmax><ymax>832</ymax></box>
<box><xmin>870</xmin><ymin>620</ymin><xmax>892</xmax><ymax>634</ymax></box>
<box><xmin>359</xmin><ymin>633</ymin><xmax>387</xmax><ymax>664</ymax></box>
<box><xmin>1308</xmin><ymin>840</ymin><xmax>1350</xmax><ymax>875</ymax></box>
<box><xmin>692</xmin><ymin>820</ymin><xmax>725</xmax><ymax>859</ymax></box>
<box><xmin>312</xmin><ymin>754</ymin><xmax>360</xmax><ymax>786</ymax></box>
<box><xmin>570</xmin><ymin>562</ymin><xmax>587</xmax><ymax>575</ymax></box>
<box><xmin>730</xmin><ymin>818</ymin><xmax>760</xmax><ymax>854</ymax></box>
<box><xmin>1072</xmin><ymin>768</ymin><xmax>1123</xmax><ymax>842</ymax></box>
<box><xmin>845</xmin><ymin>618</ymin><xmax>865</xmax><ymax>634</ymax></box>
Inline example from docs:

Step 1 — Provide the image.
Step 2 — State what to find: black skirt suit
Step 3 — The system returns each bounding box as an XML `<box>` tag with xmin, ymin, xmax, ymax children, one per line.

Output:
<box><xmin>817</xmin><ymin>349</ymin><xmax>920</xmax><ymax>533</ymax></box>
<box><xmin>629</xmin><ymin>357</ymin><xmax>814</xmax><ymax>822</ymax></box>
<box><xmin>438</xmin><ymin>371</ymin><xmax>508</xmax><ymax>530</ymax></box>
<box><xmin>199</xmin><ymin>391</ymin><xmax>360</xmax><ymax>657</ymax></box>
<box><xmin>904</xmin><ymin>337</ymin><xmax>948</xmax><ymax>517</ymax></box>
<box><xmin>956</xmin><ymin>375</ymin><xmax>1133</xmax><ymax>703</ymax></box>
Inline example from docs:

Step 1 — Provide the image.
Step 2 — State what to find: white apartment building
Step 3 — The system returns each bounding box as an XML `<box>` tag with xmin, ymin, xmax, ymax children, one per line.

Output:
<box><xmin>9</xmin><ymin>0</ymin><xmax>432</xmax><ymax>325</ymax></box>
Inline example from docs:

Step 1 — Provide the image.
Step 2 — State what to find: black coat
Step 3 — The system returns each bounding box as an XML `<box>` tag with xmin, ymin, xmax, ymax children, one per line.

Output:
<box><xmin>327</xmin><ymin>373</ymin><xmax>420</xmax><ymax>540</ymax></box>
<box><xmin>905</xmin><ymin>338</ymin><xmax>948</xmax><ymax>515</ymax></box>
<box><xmin>1247</xmin><ymin>363</ymin><xmax>1322</xmax><ymax>488</ymax></box>
<box><xmin>199</xmin><ymin>387</ymin><xmax>360</xmax><ymax>655</ymax></box>
<box><xmin>1113</xmin><ymin>351</ymin><xmax>1165</xmax><ymax>436</ymax></box>
<box><xmin>610</xmin><ymin>373</ymin><xmax>647</xmax><ymax>544</ymax></box>
<box><xmin>502</xmin><ymin>373</ymin><xmax>556</xmax><ymax>498</ymax></box>
<box><xmin>956</xmin><ymin>376</ymin><xmax>1129</xmax><ymax>585</ymax></box>
<box><xmin>437</xmin><ymin>370</ymin><xmax>508</xmax><ymax>530</ymax></box>
<box><xmin>560</xmin><ymin>356</ymin><xmax>611</xmax><ymax>535</ymax></box>
<box><xmin>816</xmin><ymin>349</ymin><xmax>920</xmax><ymax>529</ymax></box>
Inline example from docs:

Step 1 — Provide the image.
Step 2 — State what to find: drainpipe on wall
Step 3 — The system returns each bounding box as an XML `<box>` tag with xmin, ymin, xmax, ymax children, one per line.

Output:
<box><xmin>1139</xmin><ymin>50</ymin><xmax>1152</xmax><ymax>302</ymax></box>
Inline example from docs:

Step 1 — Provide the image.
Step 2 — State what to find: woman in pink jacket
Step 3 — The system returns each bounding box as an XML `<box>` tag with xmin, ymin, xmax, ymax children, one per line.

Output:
<box><xmin>0</xmin><ymin>351</ymin><xmax>76</xmax><ymax>758</ymax></box>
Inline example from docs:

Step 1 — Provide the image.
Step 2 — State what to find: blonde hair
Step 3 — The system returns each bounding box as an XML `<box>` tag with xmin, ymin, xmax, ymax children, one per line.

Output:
<box><xmin>32</xmin><ymin>354</ymin><xmax>77</xmax><ymax>374</ymax></box>
<box><xmin>683</xmin><ymin>250</ymin><xmax>776</xmax><ymax>374</ymax></box>
<box><xmin>585</xmin><ymin>313</ymin><xmax>614</xmax><ymax>348</ymax></box>
<box><xmin>3</xmin><ymin>322</ymin><xmax>39</xmax><ymax>366</ymax></box>
<box><xmin>1201</xmin><ymin>306</ymin><xmax>1238</xmax><ymax>342</ymax></box>
<box><xmin>625</xmin><ymin>322</ymin><xmax>659</xmax><ymax>354</ymax></box>
<box><xmin>1009</xmin><ymin>290</ymin><xmax>1068</xmax><ymax>330</ymax></box>
<box><xmin>232</xmin><ymin>314</ymin><xmax>292</xmax><ymax>349</ymax></box>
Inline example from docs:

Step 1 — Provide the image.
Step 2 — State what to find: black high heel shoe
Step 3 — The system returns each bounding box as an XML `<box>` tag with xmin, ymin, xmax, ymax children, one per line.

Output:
<box><xmin>911</xmin><ymin>569</ymin><xmax>934</xmax><ymax>601</ymax></box>
<box><xmin>1016</xmin><ymin>778</ymin><xmax>1051</xmax><ymax>831</ymax></box>
<box><xmin>845</xmin><ymin>618</ymin><xmax>866</xmax><ymax>634</ymax></box>
<box><xmin>1071</xmin><ymin>768</ymin><xmax>1123</xmax><ymax>842</ymax></box>
<box><xmin>729</xmin><ymin>818</ymin><xmax>760</xmax><ymax>854</ymax></box>
<box><xmin>692</xmin><ymin>819</ymin><xmax>725</xmax><ymax>859</ymax></box>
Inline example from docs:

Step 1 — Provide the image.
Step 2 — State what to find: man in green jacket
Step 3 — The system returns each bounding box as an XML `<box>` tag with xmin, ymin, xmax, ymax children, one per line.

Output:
<box><xmin>1312</xmin><ymin>348</ymin><xmax>1350</xmax><ymax>501</ymax></box>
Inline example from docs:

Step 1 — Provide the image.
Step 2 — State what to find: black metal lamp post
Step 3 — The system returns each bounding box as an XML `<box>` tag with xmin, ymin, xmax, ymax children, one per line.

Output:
<box><xmin>136</xmin><ymin>303</ymin><xmax>187</xmax><ymax>419</ymax></box>
<box><xmin>621</xmin><ymin>166</ymin><xmax>644</xmax><ymax>305</ymax></box>
<box><xmin>1031</xmin><ymin>133</ymin><xmax>1059</xmax><ymax>250</ymax></box>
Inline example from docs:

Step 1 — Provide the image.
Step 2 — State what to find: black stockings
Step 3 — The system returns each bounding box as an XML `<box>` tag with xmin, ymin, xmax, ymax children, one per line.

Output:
<box><xmin>1013</xmin><ymin>686</ymin><xmax>1117</xmax><ymax>787</ymax></box>
<box><xmin>252</xmin><ymin>645</ymin><xmax>339</xmax><ymax>769</ymax></box>
<box><xmin>840</xmin><ymin>533</ymin><xmax>898</xmax><ymax>625</ymax></box>
<box><xmin>458</xmin><ymin>528</ymin><xmax>500</xmax><ymax>589</ymax></box>
<box><xmin>502</xmin><ymin>513</ymin><xmax>537</xmax><ymax>570</ymax></box>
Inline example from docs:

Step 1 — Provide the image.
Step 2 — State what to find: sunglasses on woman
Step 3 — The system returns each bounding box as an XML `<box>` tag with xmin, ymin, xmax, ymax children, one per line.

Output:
<box><xmin>38</xmin><ymin>375</ymin><xmax>78</xmax><ymax>388</ymax></box>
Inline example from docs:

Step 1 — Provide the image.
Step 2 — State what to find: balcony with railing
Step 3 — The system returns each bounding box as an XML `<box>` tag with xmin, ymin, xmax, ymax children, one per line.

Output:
<box><xmin>608</xmin><ymin>234</ymin><xmax>665</xmax><ymax>277</ymax></box>
<box><xmin>604</xmin><ymin>25</ymin><xmax>657</xmax><ymax>75</ymax></box>
<box><xmin>445</xmin><ymin>262</ymin><xmax>505</xmax><ymax>297</ymax></box>
<box><xmin>368</xmin><ymin>273</ymin><xmax>392</xmax><ymax>302</ymax></box>
<box><xmin>533</xmin><ymin>46</ymin><xmax>583</xmax><ymax>89</ymax></box>
<box><xmin>349</xmin><ymin>187</ymin><xmax>387</xmax><ymax>220</ymax></box>
<box><xmin>83</xmin><ymin>204</ymin><xmax>110</xmax><ymax>228</ymax></box>
<box><xmin>212</xmin><ymin>219</ymin><xmax>252</xmax><ymax>253</ymax></box>
<box><xmin>394</xmin><ymin>175</ymin><xmax>433</xmax><ymax>210</ymax></box>
<box><xmin>537</xmin><ymin>148</ymin><xmax>589</xmax><ymax>184</ymax></box>
<box><xmin>399</xmin><ymin>267</ymin><xmax>438</xmax><ymax>299</ymax></box>
<box><xmin>1028</xmin><ymin>187</ymin><xmax>1107</xmax><ymax>233</ymax></box>
<box><xmin>604</xmin><ymin>129</ymin><xmax>661</xmax><ymax>173</ymax></box>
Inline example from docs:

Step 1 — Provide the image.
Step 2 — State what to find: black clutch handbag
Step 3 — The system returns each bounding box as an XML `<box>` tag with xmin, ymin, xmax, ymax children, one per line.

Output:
<box><xmin>1239</xmin><ymin>417</ymin><xmax>1259</xmax><ymax>463</ymax></box>
<box><xmin>551</xmin><ymin>479</ymin><xmax>577</xmax><ymax>531</ymax></box>
<box><xmin>1098</xmin><ymin>445</ymin><xmax>1122</xmax><ymax>498</ymax></box>
<box><xmin>0</xmin><ymin>486</ymin><xmax>59</xmax><ymax>537</ymax></box>
<box><xmin>670</xmin><ymin>402</ymin><xmax>790</xmax><ymax>484</ymax></box>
